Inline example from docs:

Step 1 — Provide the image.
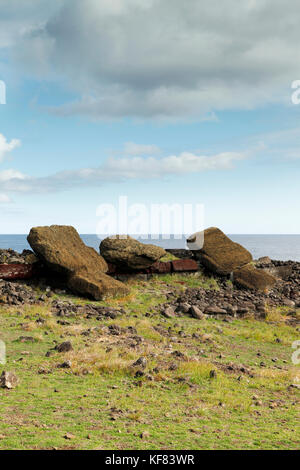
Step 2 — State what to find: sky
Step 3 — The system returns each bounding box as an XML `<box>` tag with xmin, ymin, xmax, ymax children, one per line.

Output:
<box><xmin>0</xmin><ymin>0</ymin><xmax>300</xmax><ymax>234</ymax></box>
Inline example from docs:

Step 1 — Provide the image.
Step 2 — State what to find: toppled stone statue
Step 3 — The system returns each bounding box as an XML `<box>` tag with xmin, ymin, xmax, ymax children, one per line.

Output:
<box><xmin>28</xmin><ymin>225</ymin><xmax>129</xmax><ymax>300</ymax></box>
<box><xmin>100</xmin><ymin>235</ymin><xmax>167</xmax><ymax>270</ymax></box>
<box><xmin>191</xmin><ymin>227</ymin><xmax>252</xmax><ymax>275</ymax></box>
<box><xmin>188</xmin><ymin>227</ymin><xmax>276</xmax><ymax>291</ymax></box>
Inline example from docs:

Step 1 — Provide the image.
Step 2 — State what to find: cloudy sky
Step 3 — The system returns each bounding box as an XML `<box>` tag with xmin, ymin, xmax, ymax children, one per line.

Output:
<box><xmin>0</xmin><ymin>0</ymin><xmax>300</xmax><ymax>233</ymax></box>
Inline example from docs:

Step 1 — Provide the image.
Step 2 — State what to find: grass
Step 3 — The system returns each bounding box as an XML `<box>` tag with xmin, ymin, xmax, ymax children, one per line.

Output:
<box><xmin>0</xmin><ymin>273</ymin><xmax>299</xmax><ymax>450</ymax></box>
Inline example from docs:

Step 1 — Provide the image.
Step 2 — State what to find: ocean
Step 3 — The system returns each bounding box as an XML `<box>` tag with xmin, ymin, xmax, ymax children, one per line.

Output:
<box><xmin>0</xmin><ymin>234</ymin><xmax>300</xmax><ymax>262</ymax></box>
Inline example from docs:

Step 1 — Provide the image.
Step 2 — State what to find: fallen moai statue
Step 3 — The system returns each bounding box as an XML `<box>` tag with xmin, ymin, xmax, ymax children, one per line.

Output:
<box><xmin>187</xmin><ymin>227</ymin><xmax>276</xmax><ymax>291</ymax></box>
<box><xmin>100</xmin><ymin>235</ymin><xmax>167</xmax><ymax>270</ymax></box>
<box><xmin>27</xmin><ymin>225</ymin><xmax>130</xmax><ymax>300</ymax></box>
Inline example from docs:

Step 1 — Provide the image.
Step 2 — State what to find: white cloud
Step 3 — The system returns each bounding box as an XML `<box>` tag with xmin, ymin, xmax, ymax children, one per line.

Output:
<box><xmin>124</xmin><ymin>142</ymin><xmax>161</xmax><ymax>156</ymax></box>
<box><xmin>0</xmin><ymin>169</ymin><xmax>26</xmax><ymax>181</ymax></box>
<box><xmin>0</xmin><ymin>150</ymin><xmax>245</xmax><ymax>194</ymax></box>
<box><xmin>104</xmin><ymin>151</ymin><xmax>245</xmax><ymax>177</ymax></box>
<box><xmin>0</xmin><ymin>134</ymin><xmax>21</xmax><ymax>162</ymax></box>
<box><xmin>11</xmin><ymin>0</ymin><xmax>300</xmax><ymax>119</ymax></box>
<box><xmin>0</xmin><ymin>193</ymin><xmax>11</xmax><ymax>203</ymax></box>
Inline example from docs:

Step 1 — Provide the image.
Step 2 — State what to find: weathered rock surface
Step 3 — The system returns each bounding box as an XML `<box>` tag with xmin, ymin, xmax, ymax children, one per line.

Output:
<box><xmin>28</xmin><ymin>225</ymin><xmax>107</xmax><ymax>274</ymax></box>
<box><xmin>195</xmin><ymin>227</ymin><xmax>252</xmax><ymax>275</ymax></box>
<box><xmin>172</xmin><ymin>259</ymin><xmax>198</xmax><ymax>272</ymax></box>
<box><xmin>233</xmin><ymin>265</ymin><xmax>277</xmax><ymax>291</ymax></box>
<box><xmin>68</xmin><ymin>271</ymin><xmax>129</xmax><ymax>301</ymax></box>
<box><xmin>28</xmin><ymin>225</ymin><xmax>129</xmax><ymax>300</ymax></box>
<box><xmin>100</xmin><ymin>236</ymin><xmax>167</xmax><ymax>270</ymax></box>
<box><xmin>0</xmin><ymin>371</ymin><xmax>18</xmax><ymax>389</ymax></box>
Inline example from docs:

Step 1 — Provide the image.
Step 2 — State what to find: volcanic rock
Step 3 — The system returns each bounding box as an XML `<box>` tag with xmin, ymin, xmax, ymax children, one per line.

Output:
<box><xmin>100</xmin><ymin>235</ymin><xmax>166</xmax><ymax>270</ymax></box>
<box><xmin>190</xmin><ymin>305</ymin><xmax>204</xmax><ymax>319</ymax></box>
<box><xmin>28</xmin><ymin>225</ymin><xmax>107</xmax><ymax>274</ymax></box>
<box><xmin>28</xmin><ymin>225</ymin><xmax>129</xmax><ymax>300</ymax></box>
<box><xmin>233</xmin><ymin>265</ymin><xmax>277</xmax><ymax>291</ymax></box>
<box><xmin>0</xmin><ymin>371</ymin><xmax>18</xmax><ymax>389</ymax></box>
<box><xmin>194</xmin><ymin>227</ymin><xmax>252</xmax><ymax>275</ymax></box>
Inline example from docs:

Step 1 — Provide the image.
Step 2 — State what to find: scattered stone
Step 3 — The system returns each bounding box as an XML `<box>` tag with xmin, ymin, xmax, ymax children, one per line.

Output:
<box><xmin>163</xmin><ymin>306</ymin><xmax>175</xmax><ymax>318</ymax></box>
<box><xmin>57</xmin><ymin>360</ymin><xmax>72</xmax><ymax>369</ymax></box>
<box><xmin>0</xmin><ymin>248</ymin><xmax>38</xmax><ymax>265</ymax></box>
<box><xmin>171</xmin><ymin>350</ymin><xmax>187</xmax><ymax>360</ymax></box>
<box><xmin>282</xmin><ymin>298</ymin><xmax>295</xmax><ymax>308</ymax></box>
<box><xmin>55</xmin><ymin>341</ymin><xmax>73</xmax><ymax>353</ymax></box>
<box><xmin>288</xmin><ymin>384</ymin><xmax>300</xmax><ymax>390</ymax></box>
<box><xmin>205</xmin><ymin>306</ymin><xmax>227</xmax><ymax>315</ymax></box>
<box><xmin>0</xmin><ymin>371</ymin><xmax>18</xmax><ymax>389</ymax></box>
<box><xmin>176</xmin><ymin>302</ymin><xmax>191</xmax><ymax>314</ymax></box>
<box><xmin>0</xmin><ymin>281</ymin><xmax>38</xmax><ymax>306</ymax></box>
<box><xmin>257</xmin><ymin>256</ymin><xmax>272</xmax><ymax>266</ymax></box>
<box><xmin>209</xmin><ymin>370</ymin><xmax>217</xmax><ymax>379</ymax></box>
<box><xmin>18</xmin><ymin>336</ymin><xmax>36</xmax><ymax>343</ymax></box>
<box><xmin>64</xmin><ymin>433</ymin><xmax>76</xmax><ymax>440</ymax></box>
<box><xmin>132</xmin><ymin>357</ymin><xmax>147</xmax><ymax>369</ymax></box>
<box><xmin>189</xmin><ymin>305</ymin><xmax>204</xmax><ymax>319</ymax></box>
<box><xmin>135</xmin><ymin>370</ymin><xmax>144</xmax><ymax>378</ymax></box>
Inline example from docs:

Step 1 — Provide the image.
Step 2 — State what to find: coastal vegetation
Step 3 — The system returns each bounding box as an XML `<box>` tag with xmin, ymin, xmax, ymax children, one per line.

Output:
<box><xmin>0</xmin><ymin>272</ymin><xmax>299</xmax><ymax>450</ymax></box>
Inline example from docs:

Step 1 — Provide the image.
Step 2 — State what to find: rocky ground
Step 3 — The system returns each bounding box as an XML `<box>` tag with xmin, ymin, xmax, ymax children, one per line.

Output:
<box><xmin>0</xmin><ymin>249</ymin><xmax>37</xmax><ymax>265</ymax></box>
<box><xmin>0</xmin><ymin>259</ymin><xmax>299</xmax><ymax>449</ymax></box>
<box><xmin>1</xmin><ymin>258</ymin><xmax>300</xmax><ymax>323</ymax></box>
<box><xmin>0</xmin><ymin>230</ymin><xmax>300</xmax><ymax>450</ymax></box>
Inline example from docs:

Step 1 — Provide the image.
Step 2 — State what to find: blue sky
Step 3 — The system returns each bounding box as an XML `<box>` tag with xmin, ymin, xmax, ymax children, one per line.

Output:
<box><xmin>0</xmin><ymin>0</ymin><xmax>300</xmax><ymax>234</ymax></box>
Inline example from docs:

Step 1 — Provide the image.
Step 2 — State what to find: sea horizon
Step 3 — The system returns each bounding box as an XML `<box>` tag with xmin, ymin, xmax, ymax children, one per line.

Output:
<box><xmin>1</xmin><ymin>233</ymin><xmax>300</xmax><ymax>262</ymax></box>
